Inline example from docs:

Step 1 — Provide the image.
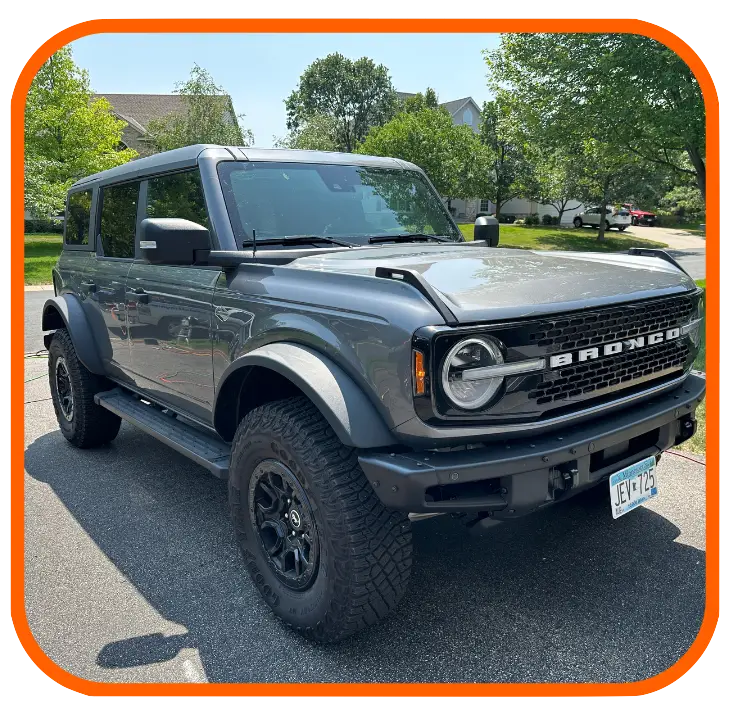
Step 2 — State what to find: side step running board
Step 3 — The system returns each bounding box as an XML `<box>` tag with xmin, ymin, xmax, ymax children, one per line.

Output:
<box><xmin>95</xmin><ymin>389</ymin><xmax>231</xmax><ymax>479</ymax></box>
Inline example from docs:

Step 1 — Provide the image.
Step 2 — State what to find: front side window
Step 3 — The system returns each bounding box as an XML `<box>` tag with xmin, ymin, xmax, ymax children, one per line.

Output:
<box><xmin>65</xmin><ymin>190</ymin><xmax>92</xmax><ymax>246</ymax></box>
<box><xmin>218</xmin><ymin>161</ymin><xmax>461</xmax><ymax>246</ymax></box>
<box><xmin>146</xmin><ymin>170</ymin><xmax>210</xmax><ymax>230</ymax></box>
<box><xmin>99</xmin><ymin>182</ymin><xmax>139</xmax><ymax>258</ymax></box>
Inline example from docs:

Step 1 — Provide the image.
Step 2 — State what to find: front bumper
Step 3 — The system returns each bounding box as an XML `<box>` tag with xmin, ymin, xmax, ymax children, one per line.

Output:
<box><xmin>359</xmin><ymin>372</ymin><xmax>705</xmax><ymax>515</ymax></box>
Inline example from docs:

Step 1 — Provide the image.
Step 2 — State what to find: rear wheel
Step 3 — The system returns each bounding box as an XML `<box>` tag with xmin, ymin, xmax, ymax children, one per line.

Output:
<box><xmin>573</xmin><ymin>217</ymin><xmax>583</xmax><ymax>228</ymax></box>
<box><xmin>618</xmin><ymin>226</ymin><xmax>627</xmax><ymax>232</ymax></box>
<box><xmin>228</xmin><ymin>397</ymin><xmax>412</xmax><ymax>643</ymax></box>
<box><xmin>48</xmin><ymin>329</ymin><xmax>121</xmax><ymax>448</ymax></box>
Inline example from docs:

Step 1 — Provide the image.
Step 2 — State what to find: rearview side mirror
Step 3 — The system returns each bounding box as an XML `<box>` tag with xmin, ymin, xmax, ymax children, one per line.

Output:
<box><xmin>474</xmin><ymin>215</ymin><xmax>499</xmax><ymax>247</ymax></box>
<box><xmin>139</xmin><ymin>218</ymin><xmax>211</xmax><ymax>265</ymax></box>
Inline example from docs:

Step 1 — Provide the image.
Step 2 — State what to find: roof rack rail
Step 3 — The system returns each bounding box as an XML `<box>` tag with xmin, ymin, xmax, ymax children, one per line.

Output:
<box><xmin>374</xmin><ymin>266</ymin><xmax>458</xmax><ymax>324</ymax></box>
<box><xmin>627</xmin><ymin>248</ymin><xmax>687</xmax><ymax>274</ymax></box>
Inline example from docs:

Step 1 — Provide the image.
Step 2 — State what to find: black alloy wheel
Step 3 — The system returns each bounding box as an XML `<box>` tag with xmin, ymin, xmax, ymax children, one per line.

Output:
<box><xmin>248</xmin><ymin>459</ymin><xmax>319</xmax><ymax>591</ymax></box>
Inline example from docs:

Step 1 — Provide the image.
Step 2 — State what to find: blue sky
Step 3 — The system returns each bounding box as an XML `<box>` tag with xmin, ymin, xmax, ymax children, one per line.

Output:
<box><xmin>71</xmin><ymin>33</ymin><xmax>499</xmax><ymax>148</ymax></box>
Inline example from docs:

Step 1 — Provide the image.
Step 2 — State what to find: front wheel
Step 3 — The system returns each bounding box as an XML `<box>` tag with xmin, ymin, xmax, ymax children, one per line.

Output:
<box><xmin>618</xmin><ymin>226</ymin><xmax>627</xmax><ymax>232</ymax></box>
<box><xmin>228</xmin><ymin>397</ymin><xmax>412</xmax><ymax>643</ymax></box>
<box><xmin>573</xmin><ymin>217</ymin><xmax>583</xmax><ymax>228</ymax></box>
<box><xmin>48</xmin><ymin>329</ymin><xmax>121</xmax><ymax>448</ymax></box>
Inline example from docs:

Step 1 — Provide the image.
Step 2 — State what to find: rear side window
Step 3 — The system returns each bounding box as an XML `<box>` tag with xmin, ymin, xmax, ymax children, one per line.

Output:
<box><xmin>146</xmin><ymin>170</ymin><xmax>210</xmax><ymax>230</ymax></box>
<box><xmin>65</xmin><ymin>190</ymin><xmax>92</xmax><ymax>246</ymax></box>
<box><xmin>99</xmin><ymin>182</ymin><xmax>139</xmax><ymax>258</ymax></box>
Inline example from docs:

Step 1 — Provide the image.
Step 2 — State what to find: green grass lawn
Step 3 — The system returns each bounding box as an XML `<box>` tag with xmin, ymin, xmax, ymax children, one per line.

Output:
<box><xmin>25</xmin><ymin>233</ymin><xmax>62</xmax><ymax>285</ymax></box>
<box><xmin>679</xmin><ymin>279</ymin><xmax>707</xmax><ymax>456</ymax></box>
<box><xmin>459</xmin><ymin>224</ymin><xmax>667</xmax><ymax>252</ymax></box>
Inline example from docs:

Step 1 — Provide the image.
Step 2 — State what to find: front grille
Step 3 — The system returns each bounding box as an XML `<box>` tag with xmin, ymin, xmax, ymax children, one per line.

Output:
<box><xmin>425</xmin><ymin>291</ymin><xmax>701</xmax><ymax>426</ymax></box>
<box><xmin>529</xmin><ymin>339</ymin><xmax>688</xmax><ymax>405</ymax></box>
<box><xmin>527</xmin><ymin>295</ymin><xmax>695</xmax><ymax>350</ymax></box>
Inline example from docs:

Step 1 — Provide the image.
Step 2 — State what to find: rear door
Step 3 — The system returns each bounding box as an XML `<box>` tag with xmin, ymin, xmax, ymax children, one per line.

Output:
<box><xmin>84</xmin><ymin>180</ymin><xmax>140</xmax><ymax>377</ymax></box>
<box><xmin>126</xmin><ymin>169</ymin><xmax>218</xmax><ymax>421</ymax></box>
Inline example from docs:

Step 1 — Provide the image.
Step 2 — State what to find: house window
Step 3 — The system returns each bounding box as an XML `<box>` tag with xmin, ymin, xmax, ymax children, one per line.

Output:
<box><xmin>463</xmin><ymin>108</ymin><xmax>473</xmax><ymax>126</ymax></box>
<box><xmin>480</xmin><ymin>199</ymin><xmax>490</xmax><ymax>213</ymax></box>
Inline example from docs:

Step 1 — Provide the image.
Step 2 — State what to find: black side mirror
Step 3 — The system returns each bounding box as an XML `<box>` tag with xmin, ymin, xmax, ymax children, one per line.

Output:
<box><xmin>474</xmin><ymin>215</ymin><xmax>499</xmax><ymax>247</ymax></box>
<box><xmin>139</xmin><ymin>218</ymin><xmax>211</xmax><ymax>265</ymax></box>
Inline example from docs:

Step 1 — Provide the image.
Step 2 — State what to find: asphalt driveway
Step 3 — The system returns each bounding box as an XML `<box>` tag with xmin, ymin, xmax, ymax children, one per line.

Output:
<box><xmin>23</xmin><ymin>348</ymin><xmax>707</xmax><ymax>684</ymax></box>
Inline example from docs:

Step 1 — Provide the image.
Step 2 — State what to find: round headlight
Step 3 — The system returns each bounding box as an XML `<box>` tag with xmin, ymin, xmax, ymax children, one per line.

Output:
<box><xmin>441</xmin><ymin>337</ymin><xmax>504</xmax><ymax>410</ymax></box>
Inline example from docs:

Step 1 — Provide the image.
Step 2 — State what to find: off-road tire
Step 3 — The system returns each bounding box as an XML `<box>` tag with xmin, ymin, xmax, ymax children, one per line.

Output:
<box><xmin>48</xmin><ymin>329</ymin><xmax>121</xmax><ymax>448</ymax></box>
<box><xmin>228</xmin><ymin>396</ymin><xmax>412</xmax><ymax>643</ymax></box>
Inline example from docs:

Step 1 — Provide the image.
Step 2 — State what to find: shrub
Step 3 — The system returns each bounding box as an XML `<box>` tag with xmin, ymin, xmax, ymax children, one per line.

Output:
<box><xmin>498</xmin><ymin>214</ymin><xmax>515</xmax><ymax>223</ymax></box>
<box><xmin>550</xmin><ymin>215</ymin><xmax>560</xmax><ymax>225</ymax></box>
<box><xmin>524</xmin><ymin>213</ymin><xmax>540</xmax><ymax>226</ymax></box>
<box><xmin>541</xmin><ymin>214</ymin><xmax>553</xmax><ymax>225</ymax></box>
<box><xmin>25</xmin><ymin>218</ymin><xmax>63</xmax><ymax>234</ymax></box>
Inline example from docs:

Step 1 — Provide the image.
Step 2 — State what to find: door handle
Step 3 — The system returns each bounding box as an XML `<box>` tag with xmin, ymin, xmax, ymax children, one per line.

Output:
<box><xmin>80</xmin><ymin>281</ymin><xmax>96</xmax><ymax>294</ymax></box>
<box><xmin>126</xmin><ymin>289</ymin><xmax>149</xmax><ymax>304</ymax></box>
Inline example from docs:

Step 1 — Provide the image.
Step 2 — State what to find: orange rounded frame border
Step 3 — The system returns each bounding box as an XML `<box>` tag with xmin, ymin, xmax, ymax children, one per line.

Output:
<box><xmin>11</xmin><ymin>18</ymin><xmax>719</xmax><ymax>697</ymax></box>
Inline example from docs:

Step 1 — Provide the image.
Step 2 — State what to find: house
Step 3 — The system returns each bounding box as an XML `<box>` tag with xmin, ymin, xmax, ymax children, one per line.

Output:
<box><xmin>94</xmin><ymin>93</ymin><xmax>236</xmax><ymax>157</ymax></box>
<box><xmin>397</xmin><ymin>92</ymin><xmax>585</xmax><ymax>224</ymax></box>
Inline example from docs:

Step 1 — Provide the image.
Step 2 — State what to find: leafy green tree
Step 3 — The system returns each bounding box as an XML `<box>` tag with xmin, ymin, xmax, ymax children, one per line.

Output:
<box><xmin>147</xmin><ymin>64</ymin><xmax>252</xmax><ymax>151</ymax></box>
<box><xmin>658</xmin><ymin>184</ymin><xmax>706</xmax><ymax>221</ymax></box>
<box><xmin>478</xmin><ymin>99</ymin><xmax>533</xmax><ymax>218</ymax></box>
<box><xmin>401</xmin><ymin>88</ymin><xmax>439</xmax><ymax>114</ymax></box>
<box><xmin>24</xmin><ymin>47</ymin><xmax>136</xmax><ymax>216</ymax></box>
<box><xmin>285</xmin><ymin>53</ymin><xmax>397</xmax><ymax>153</ymax></box>
<box><xmin>358</xmin><ymin>107</ymin><xmax>487</xmax><ymax>208</ymax></box>
<box><xmin>522</xmin><ymin>147</ymin><xmax>585</xmax><ymax>223</ymax></box>
<box><xmin>486</xmin><ymin>33</ymin><xmax>706</xmax><ymax>199</ymax></box>
<box><xmin>273</xmin><ymin>113</ymin><xmax>340</xmax><ymax>152</ymax></box>
<box><xmin>572</xmin><ymin>140</ymin><xmax>658</xmax><ymax>240</ymax></box>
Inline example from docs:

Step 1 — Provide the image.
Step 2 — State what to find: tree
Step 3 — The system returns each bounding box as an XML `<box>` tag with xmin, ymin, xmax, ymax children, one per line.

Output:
<box><xmin>285</xmin><ymin>53</ymin><xmax>397</xmax><ymax>153</ymax></box>
<box><xmin>273</xmin><ymin>113</ymin><xmax>340</xmax><ymax>152</ymax></box>
<box><xmin>572</xmin><ymin>140</ymin><xmax>657</xmax><ymax>240</ymax></box>
<box><xmin>478</xmin><ymin>99</ymin><xmax>533</xmax><ymax>218</ymax></box>
<box><xmin>147</xmin><ymin>64</ymin><xmax>252</xmax><ymax>151</ymax></box>
<box><xmin>485</xmin><ymin>34</ymin><xmax>706</xmax><ymax>199</ymax></box>
<box><xmin>523</xmin><ymin>147</ymin><xmax>585</xmax><ymax>223</ymax></box>
<box><xmin>358</xmin><ymin>107</ymin><xmax>487</xmax><ymax>207</ymax></box>
<box><xmin>401</xmin><ymin>88</ymin><xmax>439</xmax><ymax>114</ymax></box>
<box><xmin>24</xmin><ymin>47</ymin><xmax>136</xmax><ymax>216</ymax></box>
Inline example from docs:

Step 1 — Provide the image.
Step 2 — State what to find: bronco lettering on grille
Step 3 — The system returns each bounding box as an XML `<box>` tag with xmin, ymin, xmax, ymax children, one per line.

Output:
<box><xmin>549</xmin><ymin>327</ymin><xmax>681</xmax><ymax>369</ymax></box>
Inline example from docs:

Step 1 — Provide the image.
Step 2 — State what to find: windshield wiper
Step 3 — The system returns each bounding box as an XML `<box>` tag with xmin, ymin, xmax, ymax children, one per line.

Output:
<box><xmin>244</xmin><ymin>234</ymin><xmax>355</xmax><ymax>248</ymax></box>
<box><xmin>368</xmin><ymin>233</ymin><xmax>453</xmax><ymax>244</ymax></box>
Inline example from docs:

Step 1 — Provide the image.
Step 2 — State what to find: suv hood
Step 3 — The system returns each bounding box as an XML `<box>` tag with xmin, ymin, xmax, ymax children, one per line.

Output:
<box><xmin>288</xmin><ymin>244</ymin><xmax>695</xmax><ymax>323</ymax></box>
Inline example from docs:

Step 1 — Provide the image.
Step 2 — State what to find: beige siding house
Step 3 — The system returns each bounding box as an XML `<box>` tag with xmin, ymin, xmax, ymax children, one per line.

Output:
<box><xmin>95</xmin><ymin>93</ymin><xmax>236</xmax><ymax>157</ymax></box>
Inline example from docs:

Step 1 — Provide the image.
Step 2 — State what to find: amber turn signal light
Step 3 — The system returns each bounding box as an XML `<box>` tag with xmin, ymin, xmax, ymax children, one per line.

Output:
<box><xmin>413</xmin><ymin>350</ymin><xmax>427</xmax><ymax>395</ymax></box>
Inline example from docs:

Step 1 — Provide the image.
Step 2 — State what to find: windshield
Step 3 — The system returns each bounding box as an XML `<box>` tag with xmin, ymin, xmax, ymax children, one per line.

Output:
<box><xmin>218</xmin><ymin>161</ymin><xmax>462</xmax><ymax>246</ymax></box>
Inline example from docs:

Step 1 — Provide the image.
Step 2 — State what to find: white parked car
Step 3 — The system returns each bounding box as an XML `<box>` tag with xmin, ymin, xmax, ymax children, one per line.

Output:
<box><xmin>573</xmin><ymin>206</ymin><xmax>632</xmax><ymax>231</ymax></box>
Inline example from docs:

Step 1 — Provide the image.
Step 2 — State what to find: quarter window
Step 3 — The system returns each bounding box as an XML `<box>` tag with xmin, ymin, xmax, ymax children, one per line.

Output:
<box><xmin>65</xmin><ymin>190</ymin><xmax>92</xmax><ymax>246</ymax></box>
<box><xmin>146</xmin><ymin>170</ymin><xmax>210</xmax><ymax>230</ymax></box>
<box><xmin>99</xmin><ymin>182</ymin><xmax>139</xmax><ymax>258</ymax></box>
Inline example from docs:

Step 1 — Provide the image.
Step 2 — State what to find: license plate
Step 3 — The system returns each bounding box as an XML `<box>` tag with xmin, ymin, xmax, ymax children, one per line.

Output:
<box><xmin>609</xmin><ymin>456</ymin><xmax>658</xmax><ymax>519</ymax></box>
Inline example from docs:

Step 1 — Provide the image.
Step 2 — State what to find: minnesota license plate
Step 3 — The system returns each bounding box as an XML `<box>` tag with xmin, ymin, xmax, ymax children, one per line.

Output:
<box><xmin>609</xmin><ymin>456</ymin><xmax>658</xmax><ymax>519</ymax></box>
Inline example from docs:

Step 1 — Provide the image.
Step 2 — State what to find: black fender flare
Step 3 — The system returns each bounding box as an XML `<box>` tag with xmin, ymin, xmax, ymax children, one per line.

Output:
<box><xmin>214</xmin><ymin>342</ymin><xmax>398</xmax><ymax>449</ymax></box>
<box><xmin>42</xmin><ymin>294</ymin><xmax>106</xmax><ymax>375</ymax></box>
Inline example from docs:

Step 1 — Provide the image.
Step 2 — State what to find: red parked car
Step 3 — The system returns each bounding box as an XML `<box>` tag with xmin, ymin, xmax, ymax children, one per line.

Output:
<box><xmin>623</xmin><ymin>203</ymin><xmax>657</xmax><ymax>227</ymax></box>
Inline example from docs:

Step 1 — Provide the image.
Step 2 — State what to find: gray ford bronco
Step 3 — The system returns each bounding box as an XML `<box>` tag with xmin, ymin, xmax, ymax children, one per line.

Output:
<box><xmin>43</xmin><ymin>145</ymin><xmax>705</xmax><ymax>642</ymax></box>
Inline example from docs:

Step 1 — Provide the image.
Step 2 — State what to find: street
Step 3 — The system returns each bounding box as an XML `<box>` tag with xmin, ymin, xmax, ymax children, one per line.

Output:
<box><xmin>23</xmin><ymin>321</ymin><xmax>707</xmax><ymax>684</ymax></box>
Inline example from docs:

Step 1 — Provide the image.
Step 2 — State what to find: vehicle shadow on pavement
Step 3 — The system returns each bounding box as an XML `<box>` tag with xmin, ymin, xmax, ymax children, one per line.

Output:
<box><xmin>24</xmin><ymin>426</ymin><xmax>706</xmax><ymax>684</ymax></box>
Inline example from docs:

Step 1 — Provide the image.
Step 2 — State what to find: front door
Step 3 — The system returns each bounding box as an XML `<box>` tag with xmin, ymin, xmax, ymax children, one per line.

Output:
<box><xmin>84</xmin><ymin>180</ymin><xmax>140</xmax><ymax>378</ymax></box>
<box><xmin>125</xmin><ymin>168</ymin><xmax>217</xmax><ymax>421</ymax></box>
